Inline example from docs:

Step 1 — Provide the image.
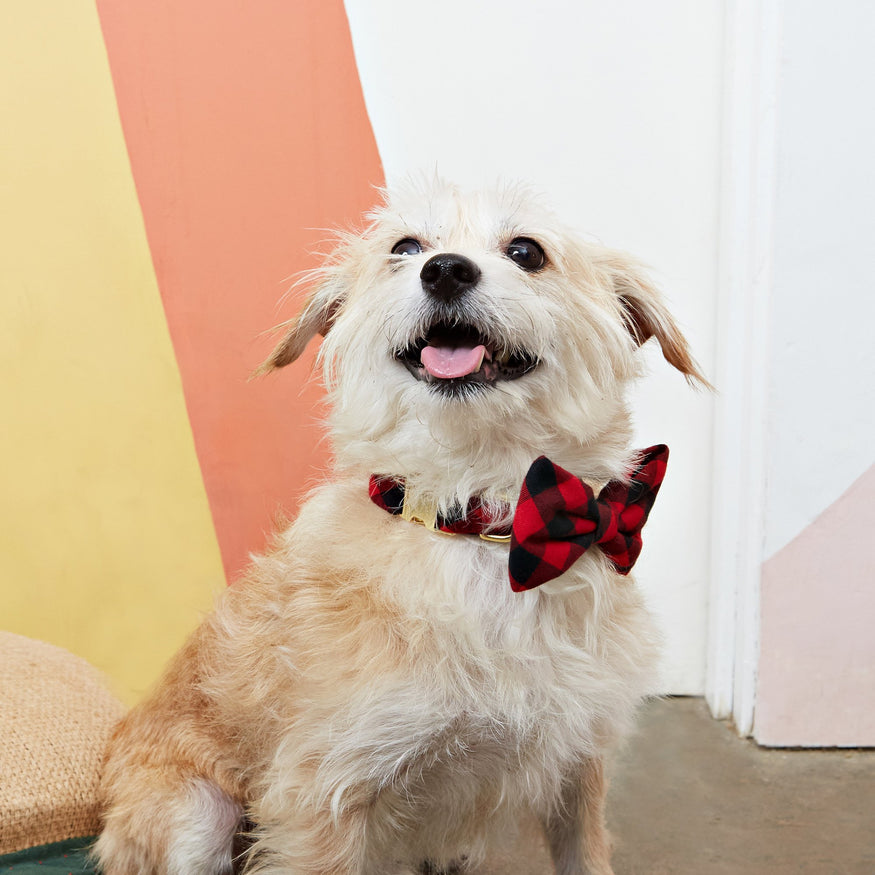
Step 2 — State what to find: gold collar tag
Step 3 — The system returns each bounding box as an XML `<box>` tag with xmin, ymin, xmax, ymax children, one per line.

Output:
<box><xmin>399</xmin><ymin>489</ymin><xmax>510</xmax><ymax>542</ymax></box>
<box><xmin>401</xmin><ymin>491</ymin><xmax>440</xmax><ymax>533</ymax></box>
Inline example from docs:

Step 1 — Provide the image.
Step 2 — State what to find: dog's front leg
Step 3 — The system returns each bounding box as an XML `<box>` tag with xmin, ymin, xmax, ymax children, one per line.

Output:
<box><xmin>247</xmin><ymin>801</ymin><xmax>386</xmax><ymax>875</ymax></box>
<box><xmin>540</xmin><ymin>758</ymin><xmax>614</xmax><ymax>875</ymax></box>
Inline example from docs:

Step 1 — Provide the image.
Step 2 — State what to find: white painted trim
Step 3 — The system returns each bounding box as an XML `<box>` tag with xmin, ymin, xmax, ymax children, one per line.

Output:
<box><xmin>706</xmin><ymin>0</ymin><xmax>782</xmax><ymax>735</ymax></box>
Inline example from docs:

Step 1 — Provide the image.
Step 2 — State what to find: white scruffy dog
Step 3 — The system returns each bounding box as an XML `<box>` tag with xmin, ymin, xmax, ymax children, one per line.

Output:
<box><xmin>96</xmin><ymin>178</ymin><xmax>706</xmax><ymax>875</ymax></box>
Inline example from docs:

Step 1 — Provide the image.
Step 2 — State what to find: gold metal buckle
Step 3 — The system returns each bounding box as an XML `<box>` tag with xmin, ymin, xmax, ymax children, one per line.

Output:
<box><xmin>401</xmin><ymin>491</ymin><xmax>510</xmax><ymax>542</ymax></box>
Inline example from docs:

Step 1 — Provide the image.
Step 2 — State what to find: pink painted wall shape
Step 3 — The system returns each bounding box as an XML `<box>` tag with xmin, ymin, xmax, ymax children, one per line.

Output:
<box><xmin>756</xmin><ymin>464</ymin><xmax>875</xmax><ymax>747</ymax></box>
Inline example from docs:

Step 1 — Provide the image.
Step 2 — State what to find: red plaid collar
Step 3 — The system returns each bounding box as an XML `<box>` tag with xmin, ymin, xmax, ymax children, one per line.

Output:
<box><xmin>369</xmin><ymin>445</ymin><xmax>669</xmax><ymax>591</ymax></box>
<box><xmin>367</xmin><ymin>478</ymin><xmax>511</xmax><ymax>537</ymax></box>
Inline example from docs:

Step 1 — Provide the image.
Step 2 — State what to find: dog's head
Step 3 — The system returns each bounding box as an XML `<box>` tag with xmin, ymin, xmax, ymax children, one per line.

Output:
<box><xmin>263</xmin><ymin>179</ymin><xmax>707</xmax><ymax>499</ymax></box>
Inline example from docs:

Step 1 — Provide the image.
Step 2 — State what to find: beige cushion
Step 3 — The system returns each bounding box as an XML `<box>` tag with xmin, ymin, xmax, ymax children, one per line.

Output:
<box><xmin>0</xmin><ymin>632</ymin><xmax>125</xmax><ymax>854</ymax></box>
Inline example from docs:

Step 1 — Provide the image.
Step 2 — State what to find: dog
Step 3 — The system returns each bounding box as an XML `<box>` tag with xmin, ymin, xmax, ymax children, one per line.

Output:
<box><xmin>95</xmin><ymin>178</ymin><xmax>707</xmax><ymax>875</ymax></box>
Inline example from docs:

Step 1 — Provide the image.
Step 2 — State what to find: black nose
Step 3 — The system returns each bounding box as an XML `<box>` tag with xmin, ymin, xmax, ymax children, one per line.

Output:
<box><xmin>419</xmin><ymin>253</ymin><xmax>481</xmax><ymax>301</ymax></box>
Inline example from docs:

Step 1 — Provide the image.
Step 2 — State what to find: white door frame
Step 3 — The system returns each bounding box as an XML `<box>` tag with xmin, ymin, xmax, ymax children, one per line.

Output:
<box><xmin>706</xmin><ymin>0</ymin><xmax>782</xmax><ymax>736</ymax></box>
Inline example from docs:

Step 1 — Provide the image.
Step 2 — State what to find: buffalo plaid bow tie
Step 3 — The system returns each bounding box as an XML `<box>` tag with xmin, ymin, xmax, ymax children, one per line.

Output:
<box><xmin>508</xmin><ymin>445</ymin><xmax>669</xmax><ymax>591</ymax></box>
<box><xmin>369</xmin><ymin>444</ymin><xmax>669</xmax><ymax>592</ymax></box>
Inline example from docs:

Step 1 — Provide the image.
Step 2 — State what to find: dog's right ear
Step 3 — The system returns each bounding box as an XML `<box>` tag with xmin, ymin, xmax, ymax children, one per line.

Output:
<box><xmin>600</xmin><ymin>251</ymin><xmax>713</xmax><ymax>390</ymax></box>
<box><xmin>256</xmin><ymin>281</ymin><xmax>343</xmax><ymax>373</ymax></box>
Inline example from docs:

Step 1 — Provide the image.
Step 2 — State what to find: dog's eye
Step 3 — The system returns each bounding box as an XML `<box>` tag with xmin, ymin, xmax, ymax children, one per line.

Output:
<box><xmin>391</xmin><ymin>238</ymin><xmax>423</xmax><ymax>256</ymax></box>
<box><xmin>506</xmin><ymin>237</ymin><xmax>545</xmax><ymax>271</ymax></box>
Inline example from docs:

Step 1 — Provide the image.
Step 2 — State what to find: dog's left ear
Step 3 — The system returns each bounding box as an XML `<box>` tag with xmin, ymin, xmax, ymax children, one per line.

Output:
<box><xmin>606</xmin><ymin>255</ymin><xmax>711</xmax><ymax>389</ymax></box>
<box><xmin>257</xmin><ymin>280</ymin><xmax>343</xmax><ymax>374</ymax></box>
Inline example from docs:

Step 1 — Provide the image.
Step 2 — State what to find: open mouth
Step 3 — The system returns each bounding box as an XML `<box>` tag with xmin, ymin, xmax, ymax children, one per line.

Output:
<box><xmin>394</xmin><ymin>321</ymin><xmax>539</xmax><ymax>391</ymax></box>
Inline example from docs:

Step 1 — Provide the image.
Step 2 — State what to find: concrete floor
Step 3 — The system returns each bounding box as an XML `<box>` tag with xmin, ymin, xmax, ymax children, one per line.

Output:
<box><xmin>481</xmin><ymin>697</ymin><xmax>875</xmax><ymax>875</ymax></box>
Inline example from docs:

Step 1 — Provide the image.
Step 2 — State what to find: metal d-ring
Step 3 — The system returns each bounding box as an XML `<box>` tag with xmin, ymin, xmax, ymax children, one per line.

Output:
<box><xmin>479</xmin><ymin>532</ymin><xmax>512</xmax><ymax>543</ymax></box>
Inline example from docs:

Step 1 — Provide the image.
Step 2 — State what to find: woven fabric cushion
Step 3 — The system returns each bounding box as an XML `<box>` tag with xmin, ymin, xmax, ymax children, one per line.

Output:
<box><xmin>0</xmin><ymin>632</ymin><xmax>125</xmax><ymax>855</ymax></box>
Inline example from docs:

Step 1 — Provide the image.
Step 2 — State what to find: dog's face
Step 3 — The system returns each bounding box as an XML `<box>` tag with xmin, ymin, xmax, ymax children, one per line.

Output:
<box><xmin>265</xmin><ymin>179</ymin><xmax>705</xmax><ymax>498</ymax></box>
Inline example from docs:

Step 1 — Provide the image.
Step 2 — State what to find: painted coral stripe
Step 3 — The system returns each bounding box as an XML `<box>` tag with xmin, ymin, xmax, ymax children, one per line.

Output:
<box><xmin>0</xmin><ymin>0</ymin><xmax>226</xmax><ymax>703</ymax></box>
<box><xmin>96</xmin><ymin>0</ymin><xmax>384</xmax><ymax>579</ymax></box>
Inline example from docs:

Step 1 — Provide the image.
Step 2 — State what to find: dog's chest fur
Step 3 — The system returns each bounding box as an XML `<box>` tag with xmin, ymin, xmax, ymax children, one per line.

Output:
<box><xmin>228</xmin><ymin>480</ymin><xmax>658</xmax><ymax>845</ymax></box>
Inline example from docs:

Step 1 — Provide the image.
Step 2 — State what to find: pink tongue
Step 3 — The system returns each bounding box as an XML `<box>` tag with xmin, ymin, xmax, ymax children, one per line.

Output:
<box><xmin>421</xmin><ymin>343</ymin><xmax>487</xmax><ymax>379</ymax></box>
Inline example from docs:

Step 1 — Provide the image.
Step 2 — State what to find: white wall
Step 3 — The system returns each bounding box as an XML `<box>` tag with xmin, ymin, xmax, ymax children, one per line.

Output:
<box><xmin>752</xmin><ymin>0</ymin><xmax>875</xmax><ymax>746</ymax></box>
<box><xmin>344</xmin><ymin>0</ymin><xmax>723</xmax><ymax>693</ymax></box>
<box><xmin>702</xmin><ymin>0</ymin><xmax>875</xmax><ymax>741</ymax></box>
<box><xmin>764</xmin><ymin>0</ymin><xmax>875</xmax><ymax>559</ymax></box>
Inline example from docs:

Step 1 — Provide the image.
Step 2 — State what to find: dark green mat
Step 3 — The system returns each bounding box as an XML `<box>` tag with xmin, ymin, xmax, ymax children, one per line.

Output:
<box><xmin>0</xmin><ymin>838</ymin><xmax>96</xmax><ymax>873</ymax></box>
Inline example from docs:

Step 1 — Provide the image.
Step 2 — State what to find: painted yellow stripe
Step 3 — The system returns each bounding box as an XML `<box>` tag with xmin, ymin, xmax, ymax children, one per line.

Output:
<box><xmin>0</xmin><ymin>1</ymin><xmax>225</xmax><ymax>704</ymax></box>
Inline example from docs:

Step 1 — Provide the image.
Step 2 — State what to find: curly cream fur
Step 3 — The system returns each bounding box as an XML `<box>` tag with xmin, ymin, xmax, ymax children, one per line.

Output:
<box><xmin>95</xmin><ymin>178</ymin><xmax>705</xmax><ymax>875</ymax></box>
